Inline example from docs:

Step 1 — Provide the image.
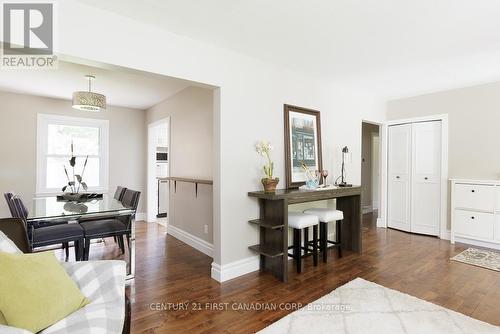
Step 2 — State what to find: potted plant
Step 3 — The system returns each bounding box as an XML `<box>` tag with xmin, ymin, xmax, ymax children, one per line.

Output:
<box><xmin>256</xmin><ymin>140</ymin><xmax>279</xmax><ymax>193</ymax></box>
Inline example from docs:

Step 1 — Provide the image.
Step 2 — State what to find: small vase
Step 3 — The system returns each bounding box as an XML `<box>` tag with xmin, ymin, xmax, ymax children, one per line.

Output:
<box><xmin>262</xmin><ymin>177</ymin><xmax>279</xmax><ymax>193</ymax></box>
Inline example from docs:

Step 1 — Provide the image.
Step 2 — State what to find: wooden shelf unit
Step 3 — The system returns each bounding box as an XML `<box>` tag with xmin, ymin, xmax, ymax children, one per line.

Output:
<box><xmin>248</xmin><ymin>219</ymin><xmax>284</xmax><ymax>230</ymax></box>
<box><xmin>248</xmin><ymin>186</ymin><xmax>362</xmax><ymax>282</ymax></box>
<box><xmin>248</xmin><ymin>244</ymin><xmax>284</xmax><ymax>258</ymax></box>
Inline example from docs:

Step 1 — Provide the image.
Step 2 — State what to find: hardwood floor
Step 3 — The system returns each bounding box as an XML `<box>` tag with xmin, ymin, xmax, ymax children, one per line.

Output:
<box><xmin>126</xmin><ymin>213</ymin><xmax>500</xmax><ymax>333</ymax></box>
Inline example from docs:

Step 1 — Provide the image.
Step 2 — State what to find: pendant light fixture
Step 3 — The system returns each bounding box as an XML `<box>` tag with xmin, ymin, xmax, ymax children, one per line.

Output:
<box><xmin>72</xmin><ymin>74</ymin><xmax>106</xmax><ymax>112</ymax></box>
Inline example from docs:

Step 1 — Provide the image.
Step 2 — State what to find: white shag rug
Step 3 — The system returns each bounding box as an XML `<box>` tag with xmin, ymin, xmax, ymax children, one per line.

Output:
<box><xmin>258</xmin><ymin>278</ymin><xmax>500</xmax><ymax>334</ymax></box>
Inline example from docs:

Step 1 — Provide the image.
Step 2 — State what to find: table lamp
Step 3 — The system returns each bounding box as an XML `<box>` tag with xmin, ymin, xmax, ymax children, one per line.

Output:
<box><xmin>337</xmin><ymin>146</ymin><xmax>352</xmax><ymax>187</ymax></box>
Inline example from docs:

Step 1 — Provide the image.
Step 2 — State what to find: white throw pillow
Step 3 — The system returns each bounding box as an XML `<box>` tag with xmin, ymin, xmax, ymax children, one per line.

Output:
<box><xmin>0</xmin><ymin>231</ymin><xmax>22</xmax><ymax>254</ymax></box>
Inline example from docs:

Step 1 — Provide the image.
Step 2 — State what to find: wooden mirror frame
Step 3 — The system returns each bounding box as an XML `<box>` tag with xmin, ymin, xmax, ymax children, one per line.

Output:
<box><xmin>284</xmin><ymin>104</ymin><xmax>323</xmax><ymax>189</ymax></box>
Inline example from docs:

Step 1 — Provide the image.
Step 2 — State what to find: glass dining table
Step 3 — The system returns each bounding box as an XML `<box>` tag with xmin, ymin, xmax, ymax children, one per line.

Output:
<box><xmin>26</xmin><ymin>195</ymin><xmax>136</xmax><ymax>279</ymax></box>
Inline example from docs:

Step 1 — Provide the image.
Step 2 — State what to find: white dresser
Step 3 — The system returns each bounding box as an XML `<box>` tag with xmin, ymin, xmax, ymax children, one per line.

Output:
<box><xmin>450</xmin><ymin>179</ymin><xmax>500</xmax><ymax>249</ymax></box>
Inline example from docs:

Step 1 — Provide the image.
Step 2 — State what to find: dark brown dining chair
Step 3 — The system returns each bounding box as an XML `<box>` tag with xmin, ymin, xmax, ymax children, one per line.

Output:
<box><xmin>78</xmin><ymin>186</ymin><xmax>128</xmax><ymax>245</ymax></box>
<box><xmin>4</xmin><ymin>192</ymin><xmax>74</xmax><ymax>257</ymax></box>
<box><xmin>0</xmin><ymin>218</ymin><xmax>31</xmax><ymax>253</ymax></box>
<box><xmin>81</xmin><ymin>189</ymin><xmax>140</xmax><ymax>261</ymax></box>
<box><xmin>114</xmin><ymin>186</ymin><xmax>127</xmax><ymax>201</ymax></box>
<box><xmin>9</xmin><ymin>196</ymin><xmax>84</xmax><ymax>260</ymax></box>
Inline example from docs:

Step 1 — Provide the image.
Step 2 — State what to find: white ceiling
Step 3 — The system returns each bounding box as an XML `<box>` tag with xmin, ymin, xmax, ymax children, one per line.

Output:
<box><xmin>77</xmin><ymin>0</ymin><xmax>500</xmax><ymax>81</ymax></box>
<box><xmin>0</xmin><ymin>60</ymin><xmax>193</xmax><ymax>109</ymax></box>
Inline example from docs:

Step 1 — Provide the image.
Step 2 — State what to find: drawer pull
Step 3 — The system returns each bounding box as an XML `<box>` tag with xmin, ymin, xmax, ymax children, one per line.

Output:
<box><xmin>424</xmin><ymin>177</ymin><xmax>428</xmax><ymax>180</ymax></box>
<box><xmin>471</xmin><ymin>216</ymin><xmax>475</xmax><ymax>220</ymax></box>
<box><xmin>471</xmin><ymin>189</ymin><xmax>475</xmax><ymax>193</ymax></box>
<box><xmin>396</xmin><ymin>176</ymin><xmax>400</xmax><ymax>179</ymax></box>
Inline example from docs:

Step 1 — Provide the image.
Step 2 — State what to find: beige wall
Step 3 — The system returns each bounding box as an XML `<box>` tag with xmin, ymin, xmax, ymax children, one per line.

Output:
<box><xmin>0</xmin><ymin>90</ymin><xmax>147</xmax><ymax>217</ymax></box>
<box><xmin>146</xmin><ymin>86</ymin><xmax>214</xmax><ymax>244</ymax></box>
<box><xmin>147</xmin><ymin>86</ymin><xmax>213</xmax><ymax>179</ymax></box>
<box><xmin>387</xmin><ymin>81</ymin><xmax>500</xmax><ymax>180</ymax></box>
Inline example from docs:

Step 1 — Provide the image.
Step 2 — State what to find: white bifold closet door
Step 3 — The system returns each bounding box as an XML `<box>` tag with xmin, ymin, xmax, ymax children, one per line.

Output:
<box><xmin>388</xmin><ymin>124</ymin><xmax>412</xmax><ymax>232</ymax></box>
<box><xmin>387</xmin><ymin>121</ymin><xmax>441</xmax><ymax>236</ymax></box>
<box><xmin>410</xmin><ymin>121</ymin><xmax>441</xmax><ymax>235</ymax></box>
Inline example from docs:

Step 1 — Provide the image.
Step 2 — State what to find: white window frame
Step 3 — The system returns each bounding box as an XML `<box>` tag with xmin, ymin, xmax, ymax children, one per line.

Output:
<box><xmin>36</xmin><ymin>114</ymin><xmax>109</xmax><ymax>196</ymax></box>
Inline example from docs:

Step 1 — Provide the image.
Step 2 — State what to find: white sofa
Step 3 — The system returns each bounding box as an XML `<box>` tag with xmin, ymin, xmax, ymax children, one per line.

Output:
<box><xmin>0</xmin><ymin>231</ymin><xmax>128</xmax><ymax>334</ymax></box>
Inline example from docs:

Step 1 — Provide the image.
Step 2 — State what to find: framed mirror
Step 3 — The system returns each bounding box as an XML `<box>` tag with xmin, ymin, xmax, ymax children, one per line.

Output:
<box><xmin>284</xmin><ymin>104</ymin><xmax>323</xmax><ymax>188</ymax></box>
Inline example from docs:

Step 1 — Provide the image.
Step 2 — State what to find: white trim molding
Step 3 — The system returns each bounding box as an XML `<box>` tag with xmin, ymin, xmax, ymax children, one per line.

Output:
<box><xmin>167</xmin><ymin>224</ymin><xmax>213</xmax><ymax>258</ymax></box>
<box><xmin>454</xmin><ymin>236</ymin><xmax>500</xmax><ymax>251</ymax></box>
<box><xmin>441</xmin><ymin>229</ymin><xmax>451</xmax><ymax>241</ymax></box>
<box><xmin>36</xmin><ymin>113</ymin><xmax>109</xmax><ymax>195</ymax></box>
<box><xmin>211</xmin><ymin>256</ymin><xmax>259</xmax><ymax>282</ymax></box>
<box><xmin>381</xmin><ymin>113</ymin><xmax>449</xmax><ymax>240</ymax></box>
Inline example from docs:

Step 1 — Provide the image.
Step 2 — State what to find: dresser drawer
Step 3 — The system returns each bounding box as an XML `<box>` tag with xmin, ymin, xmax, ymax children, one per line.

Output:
<box><xmin>454</xmin><ymin>184</ymin><xmax>495</xmax><ymax>212</ymax></box>
<box><xmin>454</xmin><ymin>210</ymin><xmax>494</xmax><ymax>240</ymax></box>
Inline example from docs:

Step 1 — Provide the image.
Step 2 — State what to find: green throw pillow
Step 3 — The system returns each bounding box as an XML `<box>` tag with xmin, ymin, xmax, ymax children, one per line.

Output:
<box><xmin>0</xmin><ymin>251</ymin><xmax>90</xmax><ymax>332</ymax></box>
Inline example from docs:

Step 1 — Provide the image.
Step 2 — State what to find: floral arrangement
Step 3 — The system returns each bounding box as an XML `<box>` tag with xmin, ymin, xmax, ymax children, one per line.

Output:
<box><xmin>255</xmin><ymin>140</ymin><xmax>275</xmax><ymax>179</ymax></box>
<box><xmin>62</xmin><ymin>141</ymin><xmax>89</xmax><ymax>194</ymax></box>
<box><xmin>255</xmin><ymin>140</ymin><xmax>279</xmax><ymax>192</ymax></box>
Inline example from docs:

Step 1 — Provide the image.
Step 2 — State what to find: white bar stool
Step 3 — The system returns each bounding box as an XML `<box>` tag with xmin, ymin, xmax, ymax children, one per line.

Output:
<box><xmin>302</xmin><ymin>208</ymin><xmax>344</xmax><ymax>262</ymax></box>
<box><xmin>288</xmin><ymin>212</ymin><xmax>319</xmax><ymax>273</ymax></box>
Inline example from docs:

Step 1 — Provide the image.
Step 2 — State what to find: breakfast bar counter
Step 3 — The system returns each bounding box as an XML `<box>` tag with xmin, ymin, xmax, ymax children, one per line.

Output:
<box><xmin>248</xmin><ymin>186</ymin><xmax>362</xmax><ymax>282</ymax></box>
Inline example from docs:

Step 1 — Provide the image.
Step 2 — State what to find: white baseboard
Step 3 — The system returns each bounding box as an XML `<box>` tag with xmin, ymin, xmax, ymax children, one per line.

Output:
<box><xmin>454</xmin><ymin>236</ymin><xmax>500</xmax><ymax>250</ymax></box>
<box><xmin>211</xmin><ymin>256</ymin><xmax>259</xmax><ymax>282</ymax></box>
<box><xmin>440</xmin><ymin>229</ymin><xmax>451</xmax><ymax>240</ymax></box>
<box><xmin>135</xmin><ymin>212</ymin><xmax>146</xmax><ymax>222</ymax></box>
<box><xmin>376</xmin><ymin>217</ymin><xmax>386</xmax><ymax>228</ymax></box>
<box><xmin>167</xmin><ymin>225</ymin><xmax>214</xmax><ymax>257</ymax></box>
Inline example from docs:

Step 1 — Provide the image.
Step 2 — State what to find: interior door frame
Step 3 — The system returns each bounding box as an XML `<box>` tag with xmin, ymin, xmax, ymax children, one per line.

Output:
<box><xmin>147</xmin><ymin>117</ymin><xmax>171</xmax><ymax>223</ymax></box>
<box><xmin>371</xmin><ymin>132</ymin><xmax>380</xmax><ymax>211</ymax></box>
<box><xmin>380</xmin><ymin>114</ymin><xmax>449</xmax><ymax>239</ymax></box>
<box><xmin>361</xmin><ymin>120</ymin><xmax>383</xmax><ymax>224</ymax></box>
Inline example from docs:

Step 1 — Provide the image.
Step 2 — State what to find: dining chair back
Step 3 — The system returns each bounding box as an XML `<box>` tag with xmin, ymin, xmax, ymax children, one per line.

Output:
<box><xmin>114</xmin><ymin>186</ymin><xmax>127</xmax><ymax>201</ymax></box>
<box><xmin>3</xmin><ymin>192</ymin><xmax>17</xmax><ymax>217</ymax></box>
<box><xmin>0</xmin><ymin>218</ymin><xmax>31</xmax><ymax>253</ymax></box>
<box><xmin>10</xmin><ymin>196</ymin><xmax>29</xmax><ymax>221</ymax></box>
<box><xmin>121</xmin><ymin>189</ymin><xmax>140</xmax><ymax>210</ymax></box>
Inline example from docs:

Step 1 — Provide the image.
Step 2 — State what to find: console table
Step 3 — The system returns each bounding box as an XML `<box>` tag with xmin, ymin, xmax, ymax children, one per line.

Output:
<box><xmin>248</xmin><ymin>186</ymin><xmax>362</xmax><ymax>282</ymax></box>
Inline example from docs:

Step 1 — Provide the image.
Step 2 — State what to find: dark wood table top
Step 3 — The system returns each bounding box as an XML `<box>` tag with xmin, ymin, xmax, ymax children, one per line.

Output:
<box><xmin>248</xmin><ymin>186</ymin><xmax>361</xmax><ymax>203</ymax></box>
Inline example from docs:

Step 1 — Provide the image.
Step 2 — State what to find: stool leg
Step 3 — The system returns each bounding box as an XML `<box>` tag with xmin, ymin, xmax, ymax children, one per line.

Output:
<box><xmin>293</xmin><ymin>228</ymin><xmax>302</xmax><ymax>273</ymax></box>
<box><xmin>336</xmin><ymin>220</ymin><xmax>342</xmax><ymax>258</ymax></box>
<box><xmin>303</xmin><ymin>227</ymin><xmax>309</xmax><ymax>256</ymax></box>
<box><xmin>321</xmin><ymin>222</ymin><xmax>328</xmax><ymax>263</ymax></box>
<box><xmin>313</xmin><ymin>225</ymin><xmax>318</xmax><ymax>266</ymax></box>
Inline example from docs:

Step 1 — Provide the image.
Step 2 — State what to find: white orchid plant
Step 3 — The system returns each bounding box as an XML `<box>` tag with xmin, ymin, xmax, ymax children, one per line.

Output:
<box><xmin>255</xmin><ymin>140</ymin><xmax>277</xmax><ymax>180</ymax></box>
